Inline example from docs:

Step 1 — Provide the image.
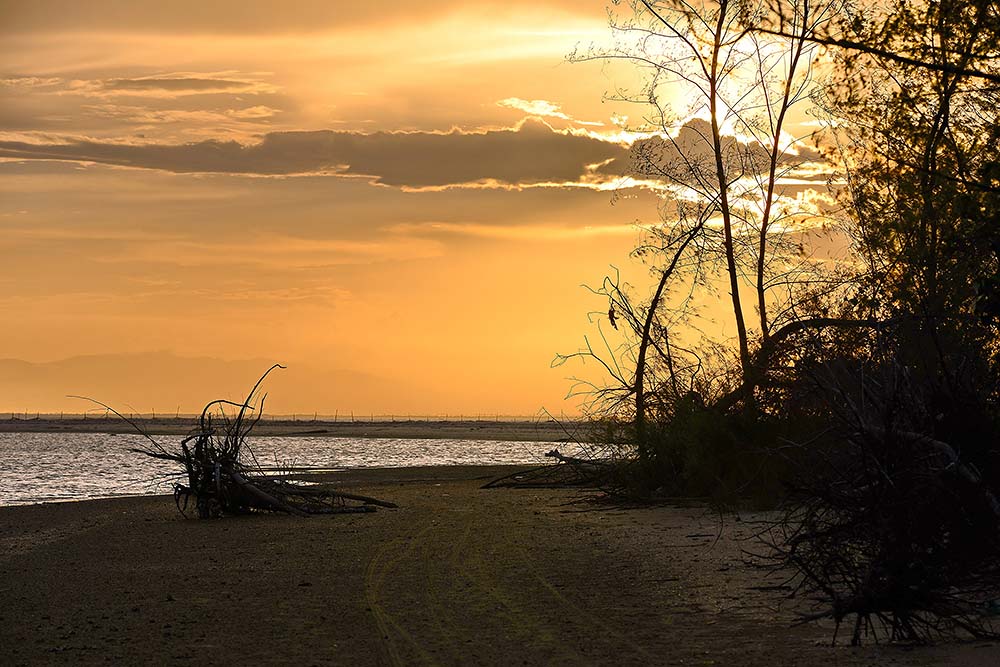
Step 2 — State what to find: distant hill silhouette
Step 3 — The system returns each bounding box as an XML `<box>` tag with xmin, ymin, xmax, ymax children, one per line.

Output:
<box><xmin>0</xmin><ymin>352</ymin><xmax>437</xmax><ymax>415</ymax></box>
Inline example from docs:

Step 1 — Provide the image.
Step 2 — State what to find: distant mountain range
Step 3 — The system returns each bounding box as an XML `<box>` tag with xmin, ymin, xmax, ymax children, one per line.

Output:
<box><xmin>0</xmin><ymin>352</ymin><xmax>436</xmax><ymax>415</ymax></box>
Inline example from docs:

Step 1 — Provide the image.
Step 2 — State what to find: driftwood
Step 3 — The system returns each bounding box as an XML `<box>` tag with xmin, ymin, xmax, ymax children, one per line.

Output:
<box><xmin>91</xmin><ymin>365</ymin><xmax>398</xmax><ymax>518</ymax></box>
<box><xmin>544</xmin><ymin>448</ymin><xmax>609</xmax><ymax>468</ymax></box>
<box><xmin>483</xmin><ymin>448</ymin><xmax>616</xmax><ymax>490</ymax></box>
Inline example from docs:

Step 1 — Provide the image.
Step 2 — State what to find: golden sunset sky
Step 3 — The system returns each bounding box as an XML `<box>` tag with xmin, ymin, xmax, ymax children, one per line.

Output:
<box><xmin>0</xmin><ymin>0</ymin><xmax>660</xmax><ymax>414</ymax></box>
<box><xmin>0</xmin><ymin>1</ymin><xmax>833</xmax><ymax>415</ymax></box>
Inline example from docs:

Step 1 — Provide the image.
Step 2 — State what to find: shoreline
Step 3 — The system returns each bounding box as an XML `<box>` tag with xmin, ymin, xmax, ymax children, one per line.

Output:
<box><xmin>0</xmin><ymin>417</ymin><xmax>588</xmax><ymax>442</ymax></box>
<box><xmin>0</xmin><ymin>465</ymin><xmax>542</xmax><ymax>509</ymax></box>
<box><xmin>3</xmin><ymin>464</ymin><xmax>998</xmax><ymax>665</ymax></box>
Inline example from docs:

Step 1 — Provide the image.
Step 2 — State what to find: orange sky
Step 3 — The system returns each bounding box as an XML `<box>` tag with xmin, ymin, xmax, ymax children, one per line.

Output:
<box><xmin>0</xmin><ymin>1</ymin><xmax>835</xmax><ymax>415</ymax></box>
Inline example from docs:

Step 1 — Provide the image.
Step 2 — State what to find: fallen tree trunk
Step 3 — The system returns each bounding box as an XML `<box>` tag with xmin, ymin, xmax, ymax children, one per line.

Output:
<box><xmin>484</xmin><ymin>449</ymin><xmax>620</xmax><ymax>490</ymax></box>
<box><xmin>227</xmin><ymin>467</ymin><xmax>309</xmax><ymax>517</ymax></box>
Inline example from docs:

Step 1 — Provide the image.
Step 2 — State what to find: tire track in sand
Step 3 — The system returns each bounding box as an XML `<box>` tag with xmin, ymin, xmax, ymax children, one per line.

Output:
<box><xmin>364</xmin><ymin>495</ymin><xmax>656</xmax><ymax>665</ymax></box>
<box><xmin>363</xmin><ymin>518</ymin><xmax>440</xmax><ymax>666</ymax></box>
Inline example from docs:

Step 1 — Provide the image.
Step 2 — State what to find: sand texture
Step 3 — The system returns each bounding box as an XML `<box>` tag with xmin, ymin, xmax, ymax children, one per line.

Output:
<box><xmin>2</xmin><ymin>465</ymin><xmax>998</xmax><ymax>666</ymax></box>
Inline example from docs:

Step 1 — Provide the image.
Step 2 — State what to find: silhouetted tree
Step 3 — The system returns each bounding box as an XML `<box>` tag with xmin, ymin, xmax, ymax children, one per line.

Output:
<box><xmin>562</xmin><ymin>1</ymin><xmax>1000</xmax><ymax>640</ymax></box>
<box><xmin>824</xmin><ymin>0</ymin><xmax>1000</xmax><ymax>323</ymax></box>
<box><xmin>566</xmin><ymin>1</ymin><xmax>846</xmax><ymax>434</ymax></box>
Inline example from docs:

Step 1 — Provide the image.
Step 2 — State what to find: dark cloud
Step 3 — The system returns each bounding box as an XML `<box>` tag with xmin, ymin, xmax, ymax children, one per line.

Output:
<box><xmin>0</xmin><ymin>117</ymin><xmax>822</xmax><ymax>190</ymax></box>
<box><xmin>596</xmin><ymin>118</ymin><xmax>823</xmax><ymax>184</ymax></box>
<box><xmin>0</xmin><ymin>119</ymin><xmax>628</xmax><ymax>187</ymax></box>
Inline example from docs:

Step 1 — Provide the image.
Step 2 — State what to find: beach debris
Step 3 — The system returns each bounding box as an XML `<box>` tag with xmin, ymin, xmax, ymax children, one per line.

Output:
<box><xmin>755</xmin><ymin>386</ymin><xmax>1000</xmax><ymax>644</ymax></box>
<box><xmin>482</xmin><ymin>447</ymin><xmax>617</xmax><ymax>490</ymax></box>
<box><xmin>81</xmin><ymin>365</ymin><xmax>397</xmax><ymax>518</ymax></box>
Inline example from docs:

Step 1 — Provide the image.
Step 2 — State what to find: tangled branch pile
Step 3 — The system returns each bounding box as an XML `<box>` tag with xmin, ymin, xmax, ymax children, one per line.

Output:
<box><xmin>130</xmin><ymin>364</ymin><xmax>396</xmax><ymax>518</ymax></box>
<box><xmin>757</xmin><ymin>342</ymin><xmax>1000</xmax><ymax>644</ymax></box>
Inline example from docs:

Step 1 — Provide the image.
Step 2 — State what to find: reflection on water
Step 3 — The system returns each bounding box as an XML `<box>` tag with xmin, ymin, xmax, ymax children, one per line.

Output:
<box><xmin>0</xmin><ymin>432</ymin><xmax>558</xmax><ymax>506</ymax></box>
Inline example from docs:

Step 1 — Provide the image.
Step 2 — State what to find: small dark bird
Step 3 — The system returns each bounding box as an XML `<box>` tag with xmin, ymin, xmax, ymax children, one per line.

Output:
<box><xmin>608</xmin><ymin>305</ymin><xmax>618</xmax><ymax>329</ymax></box>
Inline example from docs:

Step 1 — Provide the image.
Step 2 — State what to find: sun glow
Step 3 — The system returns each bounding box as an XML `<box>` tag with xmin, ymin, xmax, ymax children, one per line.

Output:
<box><xmin>0</xmin><ymin>0</ymin><xmax>833</xmax><ymax>415</ymax></box>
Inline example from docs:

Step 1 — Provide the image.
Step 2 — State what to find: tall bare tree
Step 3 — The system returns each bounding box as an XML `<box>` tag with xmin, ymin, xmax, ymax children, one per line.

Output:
<box><xmin>569</xmin><ymin>0</ymin><xmax>840</xmax><ymax>429</ymax></box>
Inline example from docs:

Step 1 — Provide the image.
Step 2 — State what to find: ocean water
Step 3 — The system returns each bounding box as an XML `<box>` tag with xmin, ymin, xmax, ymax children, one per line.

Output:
<box><xmin>0</xmin><ymin>432</ymin><xmax>559</xmax><ymax>506</ymax></box>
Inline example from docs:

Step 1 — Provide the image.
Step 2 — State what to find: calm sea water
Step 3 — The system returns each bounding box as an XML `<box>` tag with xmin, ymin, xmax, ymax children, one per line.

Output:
<box><xmin>0</xmin><ymin>432</ymin><xmax>559</xmax><ymax>506</ymax></box>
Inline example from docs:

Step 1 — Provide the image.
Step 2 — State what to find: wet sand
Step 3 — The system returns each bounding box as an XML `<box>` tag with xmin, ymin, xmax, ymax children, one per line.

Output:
<box><xmin>2</xmin><ymin>465</ymin><xmax>998</xmax><ymax>666</ymax></box>
<box><xmin>0</xmin><ymin>417</ymin><xmax>585</xmax><ymax>443</ymax></box>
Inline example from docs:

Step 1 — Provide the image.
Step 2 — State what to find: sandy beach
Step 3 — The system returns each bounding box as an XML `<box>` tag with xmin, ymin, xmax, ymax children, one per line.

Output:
<box><xmin>2</xmin><ymin>465</ymin><xmax>998</xmax><ymax>666</ymax></box>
